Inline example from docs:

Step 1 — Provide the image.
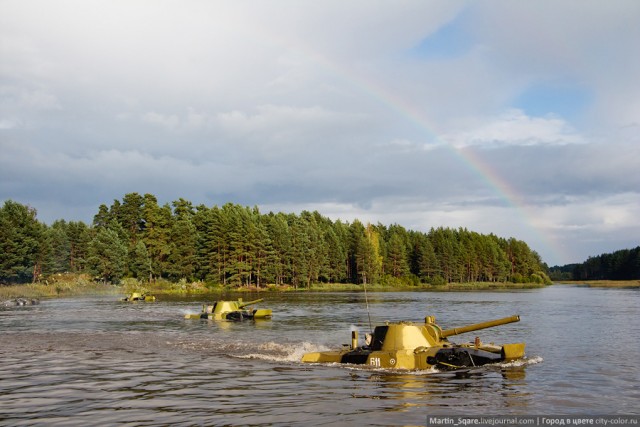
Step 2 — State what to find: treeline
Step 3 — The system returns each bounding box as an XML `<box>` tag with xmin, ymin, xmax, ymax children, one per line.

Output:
<box><xmin>568</xmin><ymin>247</ymin><xmax>640</xmax><ymax>280</ymax></box>
<box><xmin>1</xmin><ymin>194</ymin><xmax>551</xmax><ymax>287</ymax></box>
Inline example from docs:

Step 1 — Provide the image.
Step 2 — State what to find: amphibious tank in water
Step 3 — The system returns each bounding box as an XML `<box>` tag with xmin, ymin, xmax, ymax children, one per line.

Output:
<box><xmin>185</xmin><ymin>298</ymin><xmax>272</xmax><ymax>321</ymax></box>
<box><xmin>121</xmin><ymin>292</ymin><xmax>156</xmax><ymax>302</ymax></box>
<box><xmin>302</xmin><ymin>315</ymin><xmax>525</xmax><ymax>370</ymax></box>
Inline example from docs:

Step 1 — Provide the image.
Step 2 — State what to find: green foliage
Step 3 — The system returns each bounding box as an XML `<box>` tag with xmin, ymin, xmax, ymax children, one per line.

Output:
<box><xmin>379</xmin><ymin>273</ymin><xmax>420</xmax><ymax>288</ymax></box>
<box><xmin>87</xmin><ymin>227</ymin><xmax>128</xmax><ymax>283</ymax></box>
<box><xmin>130</xmin><ymin>241</ymin><xmax>152</xmax><ymax>281</ymax></box>
<box><xmin>570</xmin><ymin>246</ymin><xmax>640</xmax><ymax>280</ymax></box>
<box><xmin>167</xmin><ymin>217</ymin><xmax>197</xmax><ymax>281</ymax></box>
<box><xmin>1</xmin><ymin>194</ymin><xmax>554</xmax><ymax>287</ymax></box>
<box><xmin>547</xmin><ymin>264</ymin><xmax>576</xmax><ymax>281</ymax></box>
<box><xmin>430</xmin><ymin>275</ymin><xmax>447</xmax><ymax>286</ymax></box>
<box><xmin>0</xmin><ymin>201</ymin><xmax>42</xmax><ymax>283</ymax></box>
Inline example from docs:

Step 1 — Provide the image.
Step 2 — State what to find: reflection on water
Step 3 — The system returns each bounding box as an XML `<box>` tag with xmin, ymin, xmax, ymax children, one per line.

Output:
<box><xmin>1</xmin><ymin>286</ymin><xmax>639</xmax><ymax>425</ymax></box>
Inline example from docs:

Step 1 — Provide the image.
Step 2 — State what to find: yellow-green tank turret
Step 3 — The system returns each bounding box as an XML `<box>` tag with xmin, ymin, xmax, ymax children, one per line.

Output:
<box><xmin>301</xmin><ymin>315</ymin><xmax>525</xmax><ymax>370</ymax></box>
<box><xmin>185</xmin><ymin>298</ymin><xmax>272</xmax><ymax>321</ymax></box>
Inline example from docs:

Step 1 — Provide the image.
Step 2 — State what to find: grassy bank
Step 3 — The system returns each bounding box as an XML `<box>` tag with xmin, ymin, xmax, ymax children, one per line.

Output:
<box><xmin>305</xmin><ymin>282</ymin><xmax>546</xmax><ymax>291</ymax></box>
<box><xmin>0</xmin><ymin>274</ymin><xmax>117</xmax><ymax>300</ymax></box>
<box><xmin>6</xmin><ymin>277</ymin><xmax>637</xmax><ymax>301</ymax></box>
<box><xmin>555</xmin><ymin>280</ymin><xmax>640</xmax><ymax>288</ymax></box>
<box><xmin>10</xmin><ymin>275</ymin><xmax>639</xmax><ymax>301</ymax></box>
<box><xmin>2</xmin><ymin>275</ymin><xmax>549</xmax><ymax>300</ymax></box>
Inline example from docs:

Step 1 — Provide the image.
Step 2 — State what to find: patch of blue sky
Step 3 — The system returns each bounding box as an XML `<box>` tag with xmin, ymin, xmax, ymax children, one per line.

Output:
<box><xmin>409</xmin><ymin>15</ymin><xmax>473</xmax><ymax>60</ymax></box>
<box><xmin>512</xmin><ymin>82</ymin><xmax>592</xmax><ymax>122</ymax></box>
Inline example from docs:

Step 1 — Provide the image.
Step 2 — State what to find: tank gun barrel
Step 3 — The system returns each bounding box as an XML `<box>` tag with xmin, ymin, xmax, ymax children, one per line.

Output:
<box><xmin>441</xmin><ymin>315</ymin><xmax>520</xmax><ymax>338</ymax></box>
<box><xmin>238</xmin><ymin>298</ymin><xmax>264</xmax><ymax>308</ymax></box>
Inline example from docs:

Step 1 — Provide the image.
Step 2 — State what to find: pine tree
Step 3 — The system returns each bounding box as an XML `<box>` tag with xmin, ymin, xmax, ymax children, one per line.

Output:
<box><xmin>67</xmin><ymin>221</ymin><xmax>91</xmax><ymax>273</ymax></box>
<box><xmin>93</xmin><ymin>204</ymin><xmax>111</xmax><ymax>229</ymax></box>
<box><xmin>47</xmin><ymin>220</ymin><xmax>71</xmax><ymax>273</ymax></box>
<box><xmin>168</xmin><ymin>217</ymin><xmax>197</xmax><ymax>281</ymax></box>
<box><xmin>87</xmin><ymin>226</ymin><xmax>128</xmax><ymax>283</ymax></box>
<box><xmin>351</xmin><ymin>222</ymin><xmax>382</xmax><ymax>285</ymax></box>
<box><xmin>264</xmin><ymin>212</ymin><xmax>291</xmax><ymax>285</ymax></box>
<box><xmin>118</xmin><ymin>192</ymin><xmax>145</xmax><ymax>244</ymax></box>
<box><xmin>0</xmin><ymin>201</ymin><xmax>42</xmax><ymax>283</ymax></box>
<box><xmin>141</xmin><ymin>195</ymin><xmax>172</xmax><ymax>281</ymax></box>
<box><xmin>412</xmin><ymin>233</ymin><xmax>440</xmax><ymax>282</ymax></box>
<box><xmin>252</xmin><ymin>209</ymin><xmax>273</xmax><ymax>288</ymax></box>
<box><xmin>386</xmin><ymin>231</ymin><xmax>409</xmax><ymax>278</ymax></box>
<box><xmin>288</xmin><ymin>214</ymin><xmax>311</xmax><ymax>288</ymax></box>
<box><xmin>130</xmin><ymin>241</ymin><xmax>152</xmax><ymax>281</ymax></box>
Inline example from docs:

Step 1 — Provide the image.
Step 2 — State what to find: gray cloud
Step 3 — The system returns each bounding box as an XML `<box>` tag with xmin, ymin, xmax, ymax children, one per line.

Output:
<box><xmin>1</xmin><ymin>1</ymin><xmax>639</xmax><ymax>265</ymax></box>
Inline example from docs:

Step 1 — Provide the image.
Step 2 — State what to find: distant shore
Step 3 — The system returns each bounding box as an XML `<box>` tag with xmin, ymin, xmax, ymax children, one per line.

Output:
<box><xmin>0</xmin><ymin>274</ymin><xmax>554</xmax><ymax>300</ymax></box>
<box><xmin>555</xmin><ymin>280</ymin><xmax>640</xmax><ymax>288</ymax></box>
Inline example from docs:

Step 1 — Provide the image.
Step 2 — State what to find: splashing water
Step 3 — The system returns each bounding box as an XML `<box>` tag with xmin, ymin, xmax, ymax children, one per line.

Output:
<box><xmin>236</xmin><ymin>342</ymin><xmax>331</xmax><ymax>363</ymax></box>
<box><xmin>501</xmin><ymin>355</ymin><xmax>544</xmax><ymax>368</ymax></box>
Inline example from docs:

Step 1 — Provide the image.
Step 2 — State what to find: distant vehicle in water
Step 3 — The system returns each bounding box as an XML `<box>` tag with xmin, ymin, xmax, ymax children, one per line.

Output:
<box><xmin>2</xmin><ymin>297</ymin><xmax>40</xmax><ymax>307</ymax></box>
<box><xmin>302</xmin><ymin>314</ymin><xmax>525</xmax><ymax>370</ymax></box>
<box><xmin>185</xmin><ymin>298</ymin><xmax>272</xmax><ymax>321</ymax></box>
<box><xmin>121</xmin><ymin>292</ymin><xmax>156</xmax><ymax>302</ymax></box>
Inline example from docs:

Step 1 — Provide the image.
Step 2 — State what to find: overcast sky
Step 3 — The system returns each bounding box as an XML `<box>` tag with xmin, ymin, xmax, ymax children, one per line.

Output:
<box><xmin>1</xmin><ymin>1</ymin><xmax>639</xmax><ymax>266</ymax></box>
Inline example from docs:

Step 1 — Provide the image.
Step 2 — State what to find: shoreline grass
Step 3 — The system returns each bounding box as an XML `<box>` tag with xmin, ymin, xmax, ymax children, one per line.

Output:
<box><xmin>555</xmin><ymin>280</ymin><xmax>640</xmax><ymax>288</ymax></box>
<box><xmin>6</xmin><ymin>275</ymin><xmax>637</xmax><ymax>302</ymax></box>
<box><xmin>0</xmin><ymin>275</ymin><xmax>118</xmax><ymax>300</ymax></box>
<box><xmin>2</xmin><ymin>274</ymin><xmax>551</xmax><ymax>300</ymax></box>
<box><xmin>303</xmin><ymin>282</ymin><xmax>546</xmax><ymax>291</ymax></box>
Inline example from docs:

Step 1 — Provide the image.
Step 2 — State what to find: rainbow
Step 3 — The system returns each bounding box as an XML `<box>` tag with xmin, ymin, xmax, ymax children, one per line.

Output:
<box><xmin>255</xmin><ymin>26</ymin><xmax>566</xmax><ymax>264</ymax></box>
<box><xmin>369</xmin><ymin>79</ymin><xmax>565</xmax><ymax>264</ymax></box>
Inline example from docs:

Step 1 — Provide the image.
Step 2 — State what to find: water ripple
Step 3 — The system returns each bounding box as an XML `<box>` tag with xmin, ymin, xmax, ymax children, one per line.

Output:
<box><xmin>1</xmin><ymin>288</ymin><xmax>639</xmax><ymax>425</ymax></box>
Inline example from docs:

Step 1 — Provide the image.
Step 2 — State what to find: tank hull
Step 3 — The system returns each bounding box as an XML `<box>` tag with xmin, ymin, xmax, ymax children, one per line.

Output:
<box><xmin>184</xmin><ymin>299</ymin><xmax>272</xmax><ymax>321</ymax></box>
<box><xmin>121</xmin><ymin>293</ymin><xmax>155</xmax><ymax>302</ymax></box>
<box><xmin>301</xmin><ymin>342</ymin><xmax>525</xmax><ymax>370</ymax></box>
<box><xmin>301</xmin><ymin>315</ymin><xmax>525</xmax><ymax>370</ymax></box>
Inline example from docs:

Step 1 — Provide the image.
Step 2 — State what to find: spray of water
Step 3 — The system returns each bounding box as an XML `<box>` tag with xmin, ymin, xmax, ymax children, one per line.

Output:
<box><xmin>500</xmin><ymin>355</ymin><xmax>543</xmax><ymax>367</ymax></box>
<box><xmin>236</xmin><ymin>342</ymin><xmax>331</xmax><ymax>363</ymax></box>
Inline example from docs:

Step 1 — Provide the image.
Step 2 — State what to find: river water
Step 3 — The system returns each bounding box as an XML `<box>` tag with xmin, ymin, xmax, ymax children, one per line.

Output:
<box><xmin>1</xmin><ymin>285</ymin><xmax>638</xmax><ymax>426</ymax></box>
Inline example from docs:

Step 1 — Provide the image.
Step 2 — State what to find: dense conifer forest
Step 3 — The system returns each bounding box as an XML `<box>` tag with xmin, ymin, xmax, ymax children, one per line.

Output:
<box><xmin>1</xmin><ymin>193</ymin><xmax>552</xmax><ymax>287</ymax></box>
<box><xmin>549</xmin><ymin>247</ymin><xmax>640</xmax><ymax>281</ymax></box>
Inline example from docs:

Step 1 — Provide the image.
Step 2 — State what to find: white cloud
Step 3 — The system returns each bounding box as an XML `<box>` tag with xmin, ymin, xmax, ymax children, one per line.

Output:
<box><xmin>216</xmin><ymin>104</ymin><xmax>363</xmax><ymax>136</ymax></box>
<box><xmin>142</xmin><ymin>112</ymin><xmax>181</xmax><ymax>130</ymax></box>
<box><xmin>0</xmin><ymin>86</ymin><xmax>61</xmax><ymax>130</ymax></box>
<box><xmin>22</xmin><ymin>90</ymin><xmax>60</xmax><ymax>110</ymax></box>
<box><xmin>441</xmin><ymin>109</ymin><xmax>584</xmax><ymax>148</ymax></box>
<box><xmin>0</xmin><ymin>118</ymin><xmax>20</xmax><ymax>129</ymax></box>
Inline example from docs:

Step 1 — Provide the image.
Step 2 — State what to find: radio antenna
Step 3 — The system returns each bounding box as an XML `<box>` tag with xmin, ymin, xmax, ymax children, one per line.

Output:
<box><xmin>363</xmin><ymin>278</ymin><xmax>373</xmax><ymax>334</ymax></box>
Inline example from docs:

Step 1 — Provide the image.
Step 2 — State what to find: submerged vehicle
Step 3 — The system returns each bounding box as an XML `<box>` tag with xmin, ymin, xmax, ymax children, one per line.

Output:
<box><xmin>184</xmin><ymin>298</ymin><xmax>272</xmax><ymax>321</ymax></box>
<box><xmin>302</xmin><ymin>315</ymin><xmax>525</xmax><ymax>370</ymax></box>
<box><xmin>121</xmin><ymin>292</ymin><xmax>156</xmax><ymax>302</ymax></box>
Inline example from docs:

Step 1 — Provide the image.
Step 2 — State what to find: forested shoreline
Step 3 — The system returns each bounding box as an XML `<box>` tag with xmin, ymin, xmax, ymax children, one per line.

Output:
<box><xmin>1</xmin><ymin>193</ymin><xmax>552</xmax><ymax>288</ymax></box>
<box><xmin>549</xmin><ymin>247</ymin><xmax>640</xmax><ymax>281</ymax></box>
